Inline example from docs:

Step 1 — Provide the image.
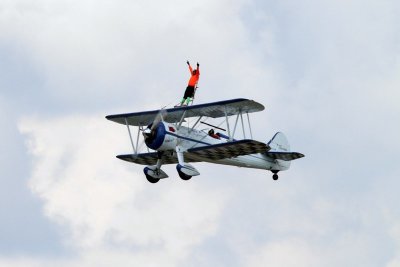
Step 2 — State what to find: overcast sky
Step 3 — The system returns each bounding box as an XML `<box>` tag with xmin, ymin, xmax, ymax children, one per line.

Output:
<box><xmin>1</xmin><ymin>0</ymin><xmax>400</xmax><ymax>266</ymax></box>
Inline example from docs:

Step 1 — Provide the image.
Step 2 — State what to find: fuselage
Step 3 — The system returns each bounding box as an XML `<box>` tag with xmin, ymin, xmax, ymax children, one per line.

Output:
<box><xmin>149</xmin><ymin>122</ymin><xmax>290</xmax><ymax>171</ymax></box>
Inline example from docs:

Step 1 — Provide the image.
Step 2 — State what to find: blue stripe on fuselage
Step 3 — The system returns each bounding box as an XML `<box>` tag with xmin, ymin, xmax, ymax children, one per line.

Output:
<box><xmin>165</xmin><ymin>131</ymin><xmax>211</xmax><ymax>146</ymax></box>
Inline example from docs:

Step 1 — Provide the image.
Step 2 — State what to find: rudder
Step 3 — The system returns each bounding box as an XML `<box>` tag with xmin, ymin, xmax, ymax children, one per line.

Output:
<box><xmin>267</xmin><ymin>132</ymin><xmax>290</xmax><ymax>152</ymax></box>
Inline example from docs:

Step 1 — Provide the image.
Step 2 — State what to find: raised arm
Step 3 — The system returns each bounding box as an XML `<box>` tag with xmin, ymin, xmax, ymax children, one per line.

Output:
<box><xmin>187</xmin><ymin>60</ymin><xmax>193</xmax><ymax>73</ymax></box>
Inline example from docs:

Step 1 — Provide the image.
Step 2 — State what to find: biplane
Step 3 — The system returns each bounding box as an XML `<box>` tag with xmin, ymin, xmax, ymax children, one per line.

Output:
<box><xmin>106</xmin><ymin>98</ymin><xmax>304</xmax><ymax>183</ymax></box>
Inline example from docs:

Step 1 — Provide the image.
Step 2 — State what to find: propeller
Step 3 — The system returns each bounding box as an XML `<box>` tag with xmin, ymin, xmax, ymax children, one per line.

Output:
<box><xmin>125</xmin><ymin>109</ymin><xmax>169</xmax><ymax>158</ymax></box>
<box><xmin>143</xmin><ymin>109</ymin><xmax>168</xmax><ymax>142</ymax></box>
<box><xmin>151</xmin><ymin>110</ymin><xmax>165</xmax><ymax>131</ymax></box>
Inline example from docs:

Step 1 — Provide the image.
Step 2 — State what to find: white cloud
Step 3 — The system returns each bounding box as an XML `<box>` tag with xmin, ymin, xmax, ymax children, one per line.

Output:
<box><xmin>383</xmin><ymin>203</ymin><xmax>400</xmax><ymax>267</ymax></box>
<box><xmin>16</xmin><ymin>115</ymin><xmax>228</xmax><ymax>266</ymax></box>
<box><xmin>0</xmin><ymin>0</ymin><xmax>268</xmax><ymax>107</ymax></box>
<box><xmin>244</xmin><ymin>238</ymin><xmax>318</xmax><ymax>267</ymax></box>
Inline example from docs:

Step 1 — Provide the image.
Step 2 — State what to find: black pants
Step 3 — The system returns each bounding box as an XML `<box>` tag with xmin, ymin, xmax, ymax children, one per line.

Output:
<box><xmin>183</xmin><ymin>86</ymin><xmax>195</xmax><ymax>99</ymax></box>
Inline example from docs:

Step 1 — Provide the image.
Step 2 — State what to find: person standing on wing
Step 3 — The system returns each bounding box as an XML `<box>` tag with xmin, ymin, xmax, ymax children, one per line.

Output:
<box><xmin>179</xmin><ymin>60</ymin><xmax>200</xmax><ymax>106</ymax></box>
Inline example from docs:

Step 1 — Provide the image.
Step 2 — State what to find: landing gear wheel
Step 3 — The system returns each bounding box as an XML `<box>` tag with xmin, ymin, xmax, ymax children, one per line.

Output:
<box><xmin>146</xmin><ymin>175</ymin><xmax>160</xmax><ymax>183</ymax></box>
<box><xmin>177</xmin><ymin>169</ymin><xmax>192</xmax><ymax>180</ymax></box>
<box><xmin>272</xmin><ymin>174</ymin><xmax>279</xmax><ymax>180</ymax></box>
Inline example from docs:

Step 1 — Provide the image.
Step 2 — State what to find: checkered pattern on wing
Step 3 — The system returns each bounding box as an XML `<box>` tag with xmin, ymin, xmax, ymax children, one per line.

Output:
<box><xmin>188</xmin><ymin>140</ymin><xmax>269</xmax><ymax>161</ymax></box>
<box><xmin>116</xmin><ymin>140</ymin><xmax>270</xmax><ymax>165</ymax></box>
<box><xmin>265</xmin><ymin>152</ymin><xmax>305</xmax><ymax>161</ymax></box>
<box><xmin>116</xmin><ymin>152</ymin><xmax>199</xmax><ymax>165</ymax></box>
<box><xmin>117</xmin><ymin>153</ymin><xmax>159</xmax><ymax>165</ymax></box>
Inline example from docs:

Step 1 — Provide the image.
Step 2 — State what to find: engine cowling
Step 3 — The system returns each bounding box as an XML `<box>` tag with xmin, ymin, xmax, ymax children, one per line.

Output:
<box><xmin>144</xmin><ymin>122</ymin><xmax>177</xmax><ymax>151</ymax></box>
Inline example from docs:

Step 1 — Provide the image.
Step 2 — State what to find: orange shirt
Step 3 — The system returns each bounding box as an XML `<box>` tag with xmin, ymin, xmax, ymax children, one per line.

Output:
<box><xmin>188</xmin><ymin>65</ymin><xmax>200</xmax><ymax>86</ymax></box>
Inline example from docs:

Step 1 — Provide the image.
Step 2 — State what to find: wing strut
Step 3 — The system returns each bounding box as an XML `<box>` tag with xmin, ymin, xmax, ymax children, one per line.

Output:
<box><xmin>136</xmin><ymin>124</ymin><xmax>142</xmax><ymax>154</ymax></box>
<box><xmin>189</xmin><ymin>116</ymin><xmax>203</xmax><ymax>133</ymax></box>
<box><xmin>177</xmin><ymin>110</ymin><xmax>187</xmax><ymax>130</ymax></box>
<box><xmin>240</xmin><ymin>111</ymin><xmax>246</xmax><ymax>139</ymax></box>
<box><xmin>125</xmin><ymin>117</ymin><xmax>137</xmax><ymax>154</ymax></box>
<box><xmin>224</xmin><ymin>105</ymin><xmax>232</xmax><ymax>140</ymax></box>
<box><xmin>246</xmin><ymin>112</ymin><xmax>253</xmax><ymax>139</ymax></box>
<box><xmin>232</xmin><ymin>112</ymin><xmax>240</xmax><ymax>138</ymax></box>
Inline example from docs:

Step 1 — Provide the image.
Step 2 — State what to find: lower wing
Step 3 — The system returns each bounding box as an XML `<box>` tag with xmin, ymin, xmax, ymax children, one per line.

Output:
<box><xmin>116</xmin><ymin>139</ymin><xmax>270</xmax><ymax>165</ymax></box>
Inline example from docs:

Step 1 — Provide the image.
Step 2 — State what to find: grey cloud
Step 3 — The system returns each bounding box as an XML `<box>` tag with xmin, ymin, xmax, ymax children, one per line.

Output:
<box><xmin>0</xmin><ymin>99</ymin><xmax>65</xmax><ymax>256</ymax></box>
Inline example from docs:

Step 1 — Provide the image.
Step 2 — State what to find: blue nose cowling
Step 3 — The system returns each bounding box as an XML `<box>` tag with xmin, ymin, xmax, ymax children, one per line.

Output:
<box><xmin>145</xmin><ymin>123</ymin><xmax>166</xmax><ymax>150</ymax></box>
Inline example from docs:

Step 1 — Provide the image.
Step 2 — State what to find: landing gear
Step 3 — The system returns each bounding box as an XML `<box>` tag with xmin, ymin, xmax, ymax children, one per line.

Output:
<box><xmin>146</xmin><ymin>174</ymin><xmax>160</xmax><ymax>183</ymax></box>
<box><xmin>143</xmin><ymin>165</ymin><xmax>168</xmax><ymax>183</ymax></box>
<box><xmin>177</xmin><ymin>168</ymin><xmax>192</xmax><ymax>180</ymax></box>
<box><xmin>175</xmin><ymin>147</ymin><xmax>199</xmax><ymax>181</ymax></box>
<box><xmin>271</xmin><ymin>170</ymin><xmax>279</xmax><ymax>180</ymax></box>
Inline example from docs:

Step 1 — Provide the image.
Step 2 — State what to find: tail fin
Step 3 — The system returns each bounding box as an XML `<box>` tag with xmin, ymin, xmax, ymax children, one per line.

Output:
<box><xmin>268</xmin><ymin>132</ymin><xmax>290</xmax><ymax>152</ymax></box>
<box><xmin>266</xmin><ymin>132</ymin><xmax>304</xmax><ymax>161</ymax></box>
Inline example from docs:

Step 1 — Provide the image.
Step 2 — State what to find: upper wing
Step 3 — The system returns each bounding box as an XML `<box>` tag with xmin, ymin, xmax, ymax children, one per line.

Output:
<box><xmin>106</xmin><ymin>98</ymin><xmax>265</xmax><ymax>126</ymax></box>
<box><xmin>116</xmin><ymin>139</ymin><xmax>270</xmax><ymax>165</ymax></box>
<box><xmin>265</xmin><ymin>151</ymin><xmax>305</xmax><ymax>161</ymax></box>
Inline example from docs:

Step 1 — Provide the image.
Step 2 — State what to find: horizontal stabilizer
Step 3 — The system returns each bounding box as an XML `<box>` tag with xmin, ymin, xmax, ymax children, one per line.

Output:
<box><xmin>265</xmin><ymin>151</ymin><xmax>304</xmax><ymax>161</ymax></box>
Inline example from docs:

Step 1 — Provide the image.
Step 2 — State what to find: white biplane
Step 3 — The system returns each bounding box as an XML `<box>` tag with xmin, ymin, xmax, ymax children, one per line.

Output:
<box><xmin>106</xmin><ymin>98</ymin><xmax>304</xmax><ymax>183</ymax></box>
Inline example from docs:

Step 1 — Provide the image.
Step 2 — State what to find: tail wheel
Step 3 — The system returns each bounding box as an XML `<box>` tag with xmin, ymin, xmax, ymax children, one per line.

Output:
<box><xmin>146</xmin><ymin>175</ymin><xmax>160</xmax><ymax>183</ymax></box>
<box><xmin>271</xmin><ymin>170</ymin><xmax>279</xmax><ymax>181</ymax></box>
<box><xmin>177</xmin><ymin>169</ymin><xmax>192</xmax><ymax>180</ymax></box>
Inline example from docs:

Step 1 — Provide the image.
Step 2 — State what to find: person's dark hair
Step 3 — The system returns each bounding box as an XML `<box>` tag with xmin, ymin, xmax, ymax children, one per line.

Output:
<box><xmin>192</xmin><ymin>70</ymin><xmax>197</xmax><ymax>75</ymax></box>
